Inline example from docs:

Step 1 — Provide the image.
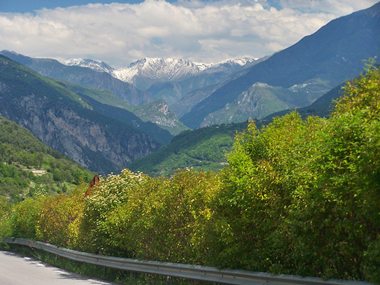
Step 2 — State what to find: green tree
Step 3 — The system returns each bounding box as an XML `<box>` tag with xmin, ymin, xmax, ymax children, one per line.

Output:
<box><xmin>11</xmin><ymin>197</ymin><xmax>45</xmax><ymax>239</ymax></box>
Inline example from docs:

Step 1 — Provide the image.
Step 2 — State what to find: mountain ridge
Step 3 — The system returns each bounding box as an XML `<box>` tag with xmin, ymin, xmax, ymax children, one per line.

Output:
<box><xmin>0</xmin><ymin>50</ymin><xmax>147</xmax><ymax>105</ymax></box>
<box><xmin>0</xmin><ymin>55</ymin><xmax>164</xmax><ymax>173</ymax></box>
<box><xmin>181</xmin><ymin>2</ymin><xmax>380</xmax><ymax>128</ymax></box>
<box><xmin>59</xmin><ymin>56</ymin><xmax>259</xmax><ymax>86</ymax></box>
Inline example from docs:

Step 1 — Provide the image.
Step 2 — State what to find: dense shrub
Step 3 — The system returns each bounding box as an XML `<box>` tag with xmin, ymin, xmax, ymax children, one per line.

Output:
<box><xmin>206</xmin><ymin>66</ymin><xmax>380</xmax><ymax>280</ymax></box>
<box><xmin>79</xmin><ymin>170</ymin><xmax>150</xmax><ymax>254</ymax></box>
<box><xmin>0</xmin><ymin>197</ymin><xmax>12</xmax><ymax>240</ymax></box>
<box><xmin>102</xmin><ymin>169</ymin><xmax>220</xmax><ymax>263</ymax></box>
<box><xmin>37</xmin><ymin>186</ymin><xmax>85</xmax><ymax>248</ymax></box>
<box><xmin>11</xmin><ymin>197</ymin><xmax>46</xmax><ymax>239</ymax></box>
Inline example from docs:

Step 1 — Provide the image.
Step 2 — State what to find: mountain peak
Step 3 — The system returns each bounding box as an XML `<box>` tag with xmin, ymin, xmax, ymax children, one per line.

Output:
<box><xmin>112</xmin><ymin>57</ymin><xmax>211</xmax><ymax>83</ymax></box>
<box><xmin>63</xmin><ymin>58</ymin><xmax>114</xmax><ymax>73</ymax></box>
<box><xmin>218</xmin><ymin>57</ymin><xmax>259</xmax><ymax>66</ymax></box>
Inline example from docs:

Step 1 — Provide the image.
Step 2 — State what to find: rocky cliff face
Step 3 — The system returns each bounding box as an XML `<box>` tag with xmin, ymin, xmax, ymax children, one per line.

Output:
<box><xmin>0</xmin><ymin>56</ymin><xmax>159</xmax><ymax>173</ymax></box>
<box><xmin>132</xmin><ymin>100</ymin><xmax>188</xmax><ymax>135</ymax></box>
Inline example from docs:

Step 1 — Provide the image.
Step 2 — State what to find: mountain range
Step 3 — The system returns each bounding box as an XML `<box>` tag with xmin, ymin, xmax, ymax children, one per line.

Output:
<box><xmin>0</xmin><ymin>51</ymin><xmax>260</xmax><ymax>129</ymax></box>
<box><xmin>64</xmin><ymin>56</ymin><xmax>261</xmax><ymax>117</ymax></box>
<box><xmin>0</xmin><ymin>51</ymin><xmax>147</xmax><ymax>105</ymax></box>
<box><xmin>181</xmin><ymin>1</ymin><xmax>380</xmax><ymax>128</ymax></box>
<box><xmin>63</xmin><ymin>56</ymin><xmax>258</xmax><ymax>88</ymax></box>
<box><xmin>0</xmin><ymin>55</ymin><xmax>171</xmax><ymax>173</ymax></box>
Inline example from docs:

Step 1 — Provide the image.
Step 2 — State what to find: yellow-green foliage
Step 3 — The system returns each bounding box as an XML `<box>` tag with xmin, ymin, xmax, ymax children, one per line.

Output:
<box><xmin>5</xmin><ymin>66</ymin><xmax>380</xmax><ymax>283</ymax></box>
<box><xmin>79</xmin><ymin>169</ymin><xmax>220</xmax><ymax>263</ymax></box>
<box><xmin>207</xmin><ymin>65</ymin><xmax>380</xmax><ymax>280</ymax></box>
<box><xmin>11</xmin><ymin>197</ymin><xmax>46</xmax><ymax>239</ymax></box>
<box><xmin>79</xmin><ymin>170</ymin><xmax>149</xmax><ymax>254</ymax></box>
<box><xmin>36</xmin><ymin>186</ymin><xmax>86</xmax><ymax>248</ymax></box>
<box><xmin>0</xmin><ymin>197</ymin><xmax>12</xmax><ymax>239</ymax></box>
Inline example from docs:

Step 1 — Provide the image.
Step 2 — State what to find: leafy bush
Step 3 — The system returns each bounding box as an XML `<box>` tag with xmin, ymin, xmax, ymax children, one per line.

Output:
<box><xmin>79</xmin><ymin>169</ymin><xmax>150</xmax><ymax>254</ymax></box>
<box><xmin>0</xmin><ymin>197</ymin><xmax>12</xmax><ymax>240</ymax></box>
<box><xmin>102</xmin><ymin>169</ymin><xmax>220</xmax><ymax>263</ymax></box>
<box><xmin>207</xmin><ymin>65</ymin><xmax>380</xmax><ymax>280</ymax></box>
<box><xmin>11</xmin><ymin>197</ymin><xmax>46</xmax><ymax>239</ymax></box>
<box><xmin>37</xmin><ymin>186</ymin><xmax>85</xmax><ymax>248</ymax></box>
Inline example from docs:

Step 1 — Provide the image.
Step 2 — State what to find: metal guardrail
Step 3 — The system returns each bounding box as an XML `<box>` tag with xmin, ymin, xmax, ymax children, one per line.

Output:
<box><xmin>4</xmin><ymin>238</ymin><xmax>371</xmax><ymax>285</ymax></box>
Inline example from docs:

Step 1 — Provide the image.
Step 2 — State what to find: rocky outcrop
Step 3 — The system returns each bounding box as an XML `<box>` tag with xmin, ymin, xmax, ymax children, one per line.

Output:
<box><xmin>132</xmin><ymin>100</ymin><xmax>188</xmax><ymax>135</ymax></box>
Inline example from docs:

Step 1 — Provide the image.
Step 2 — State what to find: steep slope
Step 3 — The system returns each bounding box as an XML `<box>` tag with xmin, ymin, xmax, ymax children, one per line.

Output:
<box><xmin>0</xmin><ymin>51</ymin><xmax>147</xmax><ymax>105</ymax></box>
<box><xmin>261</xmin><ymin>83</ymin><xmax>345</xmax><ymax>124</ymax></box>
<box><xmin>201</xmin><ymin>79</ymin><xmax>332</xmax><ymax>126</ymax></box>
<box><xmin>182</xmin><ymin>2</ymin><xmax>380</xmax><ymax>128</ymax></box>
<box><xmin>67</xmin><ymin>85</ymin><xmax>179</xmax><ymax>138</ymax></box>
<box><xmin>76</xmin><ymin>94</ymin><xmax>172</xmax><ymax>144</ymax></box>
<box><xmin>145</xmin><ymin>58</ymin><xmax>261</xmax><ymax>116</ymax></box>
<box><xmin>0</xmin><ymin>55</ymin><xmax>161</xmax><ymax>173</ymax></box>
<box><xmin>201</xmin><ymin>83</ymin><xmax>295</xmax><ymax>126</ymax></box>
<box><xmin>131</xmin><ymin>100</ymin><xmax>189</xmax><ymax>135</ymax></box>
<box><xmin>0</xmin><ymin>116</ymin><xmax>92</xmax><ymax>201</ymax></box>
<box><xmin>170</xmin><ymin>83</ymin><xmax>221</xmax><ymax>117</ymax></box>
<box><xmin>63</xmin><ymin>58</ymin><xmax>114</xmax><ymax>73</ymax></box>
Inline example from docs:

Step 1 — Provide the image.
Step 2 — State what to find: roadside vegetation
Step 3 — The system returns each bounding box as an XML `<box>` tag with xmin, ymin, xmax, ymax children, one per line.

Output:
<box><xmin>1</xmin><ymin>66</ymin><xmax>379</xmax><ymax>283</ymax></box>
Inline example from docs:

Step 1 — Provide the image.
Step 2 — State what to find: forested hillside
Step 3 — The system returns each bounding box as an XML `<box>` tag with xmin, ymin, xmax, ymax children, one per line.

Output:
<box><xmin>0</xmin><ymin>116</ymin><xmax>92</xmax><ymax>201</ymax></box>
<box><xmin>2</xmin><ymin>66</ymin><xmax>379</xmax><ymax>283</ymax></box>
<box><xmin>131</xmin><ymin>122</ymin><xmax>246</xmax><ymax>175</ymax></box>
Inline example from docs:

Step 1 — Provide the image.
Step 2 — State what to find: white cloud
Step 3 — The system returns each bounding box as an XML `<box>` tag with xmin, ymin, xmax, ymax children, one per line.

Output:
<box><xmin>0</xmin><ymin>0</ymin><xmax>377</xmax><ymax>66</ymax></box>
<box><xmin>277</xmin><ymin>0</ymin><xmax>377</xmax><ymax>15</ymax></box>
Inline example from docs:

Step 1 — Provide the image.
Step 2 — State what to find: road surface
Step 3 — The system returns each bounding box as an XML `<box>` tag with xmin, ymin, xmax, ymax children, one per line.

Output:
<box><xmin>0</xmin><ymin>251</ymin><xmax>113</xmax><ymax>285</ymax></box>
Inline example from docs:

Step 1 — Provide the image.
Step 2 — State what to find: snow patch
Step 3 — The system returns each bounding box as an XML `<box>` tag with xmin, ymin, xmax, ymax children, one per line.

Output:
<box><xmin>62</xmin><ymin>58</ymin><xmax>114</xmax><ymax>73</ymax></box>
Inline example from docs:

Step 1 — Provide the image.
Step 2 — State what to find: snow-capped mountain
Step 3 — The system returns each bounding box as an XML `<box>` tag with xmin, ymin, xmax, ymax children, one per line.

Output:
<box><xmin>204</xmin><ymin>57</ymin><xmax>259</xmax><ymax>74</ymax></box>
<box><xmin>112</xmin><ymin>57</ymin><xmax>212</xmax><ymax>84</ymax></box>
<box><xmin>218</xmin><ymin>57</ymin><xmax>258</xmax><ymax>67</ymax></box>
<box><xmin>61</xmin><ymin>56</ymin><xmax>259</xmax><ymax>87</ymax></box>
<box><xmin>63</xmin><ymin>58</ymin><xmax>114</xmax><ymax>74</ymax></box>
<box><xmin>60</xmin><ymin>55</ymin><xmax>260</xmax><ymax>93</ymax></box>
<box><xmin>112</xmin><ymin>57</ymin><xmax>259</xmax><ymax>83</ymax></box>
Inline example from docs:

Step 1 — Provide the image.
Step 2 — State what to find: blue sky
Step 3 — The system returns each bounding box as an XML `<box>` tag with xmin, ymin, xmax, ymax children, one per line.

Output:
<box><xmin>0</xmin><ymin>1</ymin><xmax>146</xmax><ymax>12</ymax></box>
<box><xmin>0</xmin><ymin>0</ymin><xmax>282</xmax><ymax>13</ymax></box>
<box><xmin>0</xmin><ymin>1</ymin><xmax>377</xmax><ymax>65</ymax></box>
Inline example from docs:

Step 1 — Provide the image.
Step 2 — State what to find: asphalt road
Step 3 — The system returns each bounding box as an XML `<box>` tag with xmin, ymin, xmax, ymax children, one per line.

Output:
<box><xmin>0</xmin><ymin>251</ymin><xmax>113</xmax><ymax>285</ymax></box>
